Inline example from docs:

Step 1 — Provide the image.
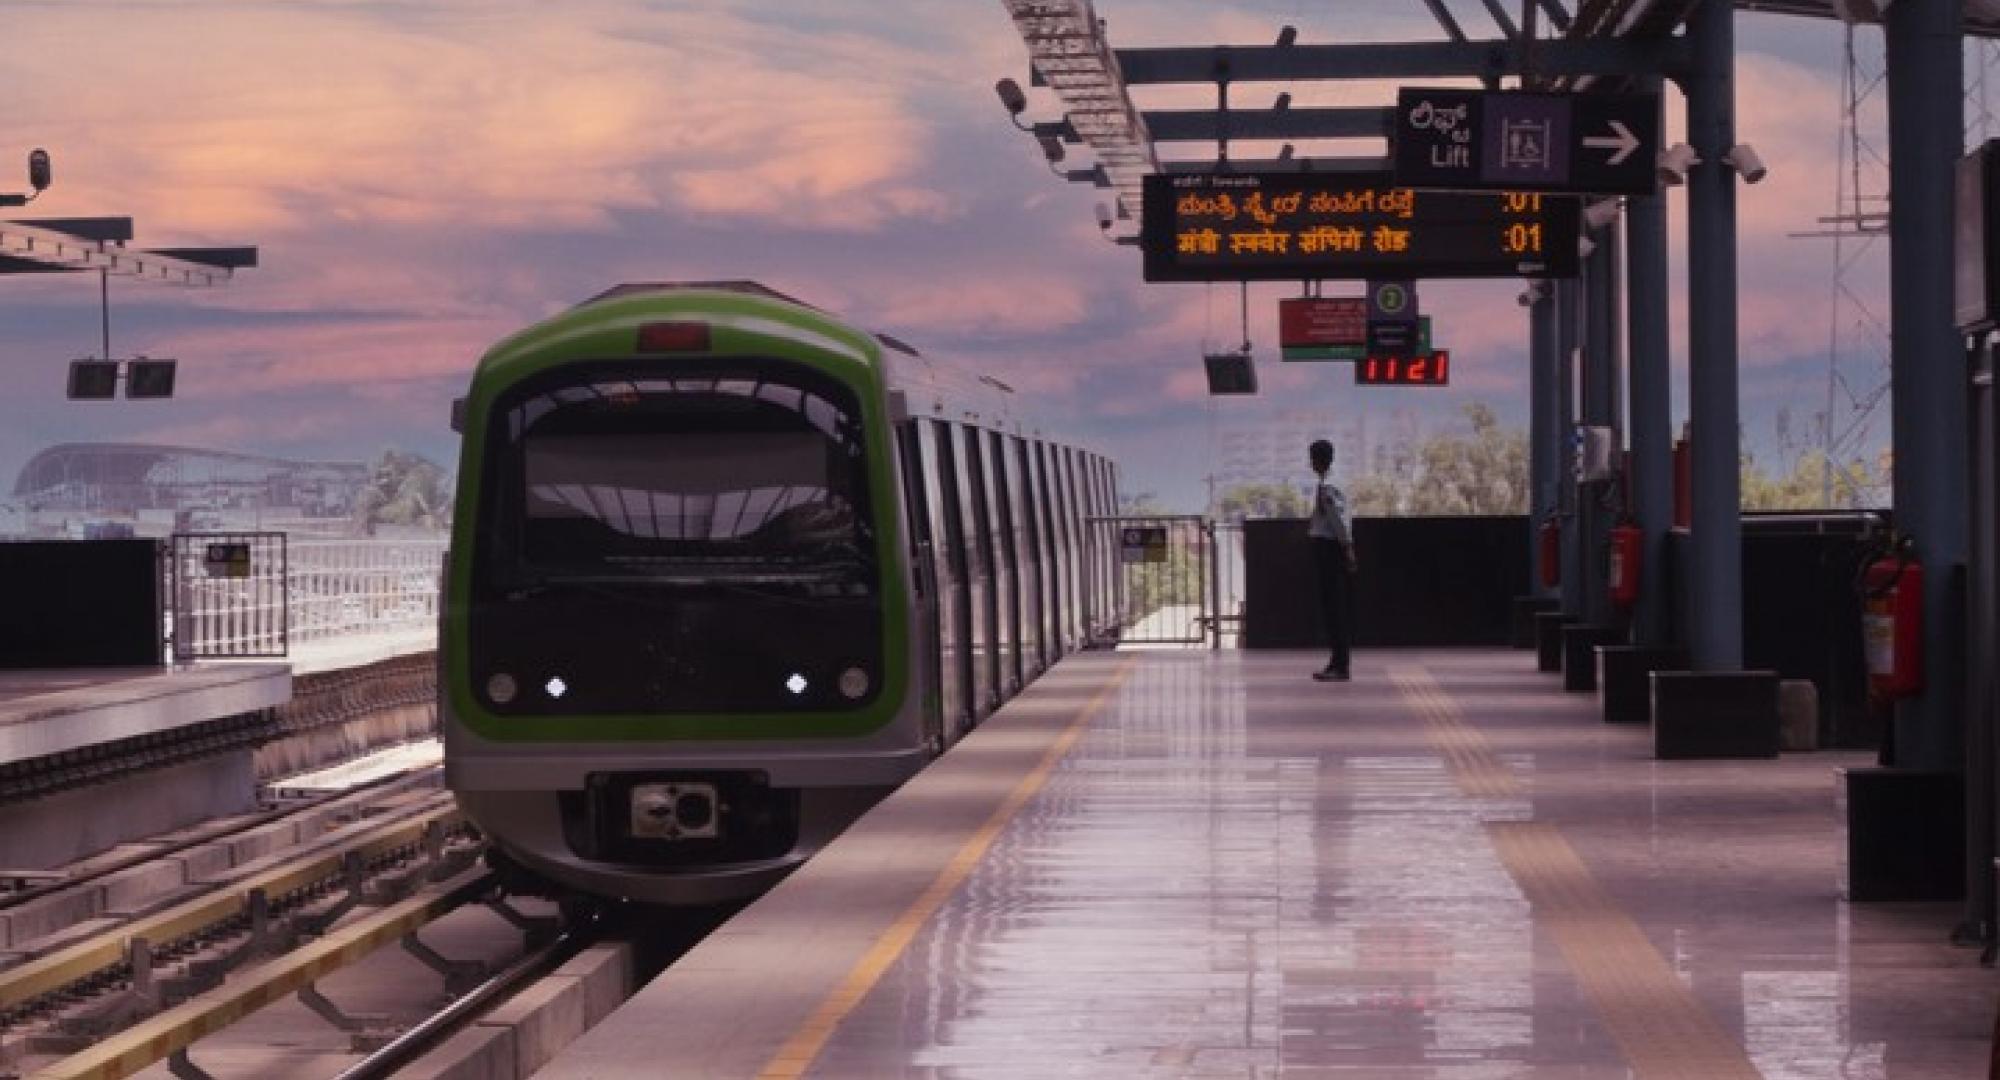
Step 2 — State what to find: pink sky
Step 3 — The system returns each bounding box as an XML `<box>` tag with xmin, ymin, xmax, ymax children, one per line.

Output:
<box><xmin>0</xmin><ymin>1</ymin><xmax>1922</xmax><ymax>510</ymax></box>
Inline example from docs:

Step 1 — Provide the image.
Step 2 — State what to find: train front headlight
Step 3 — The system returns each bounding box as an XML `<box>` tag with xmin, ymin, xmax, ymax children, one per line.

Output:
<box><xmin>486</xmin><ymin>673</ymin><xmax>518</xmax><ymax>705</ymax></box>
<box><xmin>839</xmin><ymin>667</ymin><xmax>870</xmax><ymax>700</ymax></box>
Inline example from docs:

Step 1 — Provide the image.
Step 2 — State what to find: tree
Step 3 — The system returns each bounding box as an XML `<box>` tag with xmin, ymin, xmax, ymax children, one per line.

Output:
<box><xmin>352</xmin><ymin>449</ymin><xmax>452</xmax><ymax>534</ymax></box>
<box><xmin>1216</xmin><ymin>482</ymin><xmax>1308</xmax><ymax>523</ymax></box>
<box><xmin>1347</xmin><ymin>403</ymin><xmax>1529</xmax><ymax>516</ymax></box>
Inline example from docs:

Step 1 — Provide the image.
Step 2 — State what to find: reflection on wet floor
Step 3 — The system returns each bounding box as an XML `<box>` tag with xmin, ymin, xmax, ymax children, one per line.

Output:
<box><xmin>810</xmin><ymin>651</ymin><xmax>1995</xmax><ymax>1078</ymax></box>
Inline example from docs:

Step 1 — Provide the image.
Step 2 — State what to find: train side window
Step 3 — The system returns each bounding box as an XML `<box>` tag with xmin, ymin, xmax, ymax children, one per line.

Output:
<box><xmin>895</xmin><ymin>423</ymin><xmax>931</xmax><ymax>598</ymax></box>
<box><xmin>1033</xmin><ymin>441</ymin><xmax>1062</xmax><ymax>654</ymax></box>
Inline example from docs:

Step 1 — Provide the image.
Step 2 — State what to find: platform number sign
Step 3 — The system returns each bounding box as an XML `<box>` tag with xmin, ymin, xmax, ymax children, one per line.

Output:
<box><xmin>1120</xmin><ymin>526</ymin><xmax>1169</xmax><ymax>565</ymax></box>
<box><xmin>203</xmin><ymin>542</ymin><xmax>252</xmax><ymax>579</ymax></box>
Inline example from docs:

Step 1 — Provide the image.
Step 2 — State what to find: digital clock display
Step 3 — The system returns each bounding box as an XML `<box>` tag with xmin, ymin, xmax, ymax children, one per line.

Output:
<box><xmin>1355</xmin><ymin>351</ymin><xmax>1451</xmax><ymax>386</ymax></box>
<box><xmin>1141</xmin><ymin>172</ymin><xmax>1579</xmax><ymax>282</ymax></box>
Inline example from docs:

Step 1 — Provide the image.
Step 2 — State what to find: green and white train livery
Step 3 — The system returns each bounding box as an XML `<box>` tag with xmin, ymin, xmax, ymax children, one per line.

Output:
<box><xmin>443</xmin><ymin>282</ymin><xmax>1120</xmax><ymax>905</ymax></box>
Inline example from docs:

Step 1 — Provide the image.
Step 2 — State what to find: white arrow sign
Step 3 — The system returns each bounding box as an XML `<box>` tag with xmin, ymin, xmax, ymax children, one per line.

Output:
<box><xmin>1582</xmin><ymin>121</ymin><xmax>1641</xmax><ymax>167</ymax></box>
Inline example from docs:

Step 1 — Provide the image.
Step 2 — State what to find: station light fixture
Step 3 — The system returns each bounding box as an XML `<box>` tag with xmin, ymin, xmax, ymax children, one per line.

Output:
<box><xmin>0</xmin><ymin>148</ymin><xmax>51</xmax><ymax>209</ymax></box>
<box><xmin>125</xmin><ymin>358</ymin><xmax>177</xmax><ymax>399</ymax></box>
<box><xmin>1274</xmin><ymin>24</ymin><xmax>1297</xmax><ymax>47</ymax></box>
<box><xmin>1657</xmin><ymin>143</ymin><xmax>1701</xmax><ymax>186</ymax></box>
<box><xmin>995</xmin><ymin>78</ymin><xmax>1029</xmax><ymax>127</ymax></box>
<box><xmin>67</xmin><ymin>359</ymin><xmax>118</xmax><ymax>400</ymax></box>
<box><xmin>1723</xmin><ymin>144</ymin><xmax>1769</xmax><ymax>185</ymax></box>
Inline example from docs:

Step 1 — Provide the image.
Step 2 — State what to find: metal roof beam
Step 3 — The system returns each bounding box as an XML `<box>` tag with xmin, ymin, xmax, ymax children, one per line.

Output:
<box><xmin>1160</xmin><ymin>156</ymin><xmax>1391</xmax><ymax>174</ymax></box>
<box><xmin>1539</xmin><ymin>0</ymin><xmax>1576</xmax><ymax>31</ymax></box>
<box><xmin>1422</xmin><ymin>0</ymin><xmax>1471</xmax><ymax>40</ymax></box>
<box><xmin>1114</xmin><ymin>37</ymin><xmax>1688</xmax><ymax>85</ymax></box>
<box><xmin>1480</xmin><ymin>0</ymin><xmax>1523</xmax><ymax>37</ymax></box>
<box><xmin>1142</xmin><ymin>106</ymin><xmax>1393</xmax><ymax>141</ymax></box>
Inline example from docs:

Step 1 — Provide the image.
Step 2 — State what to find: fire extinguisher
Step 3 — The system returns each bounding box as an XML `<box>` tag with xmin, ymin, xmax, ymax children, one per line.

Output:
<box><xmin>1859</xmin><ymin>536</ymin><xmax>1923</xmax><ymax>699</ymax></box>
<box><xmin>1538</xmin><ymin>517</ymin><xmax>1561</xmax><ymax>588</ymax></box>
<box><xmin>1608</xmin><ymin>521</ymin><xmax>1643</xmax><ymax>609</ymax></box>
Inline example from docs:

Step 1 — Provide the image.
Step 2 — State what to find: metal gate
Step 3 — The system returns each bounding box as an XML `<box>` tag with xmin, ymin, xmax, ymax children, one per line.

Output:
<box><xmin>1091</xmin><ymin>515</ymin><xmax>1214</xmax><ymax>647</ymax></box>
<box><xmin>167</xmin><ymin>531</ymin><xmax>289</xmax><ymax>660</ymax></box>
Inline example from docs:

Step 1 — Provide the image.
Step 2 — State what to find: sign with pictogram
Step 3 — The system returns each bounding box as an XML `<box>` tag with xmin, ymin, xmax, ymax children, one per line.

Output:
<box><xmin>1366</xmin><ymin>279</ymin><xmax>1420</xmax><ymax>359</ymax></box>
<box><xmin>1119</xmin><ymin>526</ymin><xmax>1169</xmax><ymax>564</ymax></box>
<box><xmin>1393</xmin><ymin>88</ymin><xmax>1661</xmax><ymax>196</ymax></box>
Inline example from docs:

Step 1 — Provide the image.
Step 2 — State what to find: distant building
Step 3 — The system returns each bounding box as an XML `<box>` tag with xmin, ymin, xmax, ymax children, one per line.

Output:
<box><xmin>10</xmin><ymin>443</ymin><xmax>371</xmax><ymax>522</ymax></box>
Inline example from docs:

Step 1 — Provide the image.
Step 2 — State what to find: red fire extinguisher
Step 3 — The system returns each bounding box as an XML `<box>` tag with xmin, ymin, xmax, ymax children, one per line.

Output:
<box><xmin>1608</xmin><ymin>522</ymin><xmax>1643</xmax><ymax>608</ymax></box>
<box><xmin>1860</xmin><ymin>539</ymin><xmax>1923</xmax><ymax>699</ymax></box>
<box><xmin>1538</xmin><ymin>517</ymin><xmax>1561</xmax><ymax>588</ymax></box>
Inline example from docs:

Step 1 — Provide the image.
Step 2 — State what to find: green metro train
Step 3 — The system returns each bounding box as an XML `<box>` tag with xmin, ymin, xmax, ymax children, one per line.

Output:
<box><xmin>442</xmin><ymin>282</ymin><xmax>1121</xmax><ymax>904</ymax></box>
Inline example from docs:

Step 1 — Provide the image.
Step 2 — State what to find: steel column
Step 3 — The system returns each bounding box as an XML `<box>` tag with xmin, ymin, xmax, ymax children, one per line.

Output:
<box><xmin>1886</xmin><ymin>0</ymin><xmax>1967</xmax><ymax>770</ymax></box>
<box><xmin>1558</xmin><ymin>276</ymin><xmax>1583</xmax><ymax>618</ymax></box>
<box><xmin>1684</xmin><ymin>0</ymin><xmax>1742</xmax><ymax>670</ymax></box>
<box><xmin>1582</xmin><ymin>225</ymin><xmax>1618</xmax><ymax>625</ymax></box>
<box><xmin>1531</xmin><ymin>288</ymin><xmax>1559</xmax><ymax>598</ymax></box>
<box><xmin>1627</xmin><ymin>161</ymin><xmax>1675</xmax><ymax>646</ymax></box>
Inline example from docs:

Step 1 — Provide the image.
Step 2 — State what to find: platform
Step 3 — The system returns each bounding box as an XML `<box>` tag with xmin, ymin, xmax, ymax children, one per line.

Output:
<box><xmin>0</xmin><ymin>663</ymin><xmax>290</xmax><ymax>766</ymax></box>
<box><xmin>543</xmin><ymin>649</ymin><xmax>1996</xmax><ymax>1079</ymax></box>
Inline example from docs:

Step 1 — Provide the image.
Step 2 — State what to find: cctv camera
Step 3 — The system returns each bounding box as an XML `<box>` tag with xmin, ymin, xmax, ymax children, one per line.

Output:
<box><xmin>1583</xmin><ymin>198</ymin><xmax>1622</xmax><ymax>230</ymax></box>
<box><xmin>1725</xmin><ymin>144</ymin><xmax>1768</xmax><ymax>184</ymax></box>
<box><xmin>1095</xmin><ymin>202</ymin><xmax>1114</xmax><ymax>231</ymax></box>
<box><xmin>1038</xmin><ymin>135</ymin><xmax>1066</xmax><ymax>164</ymax></box>
<box><xmin>1579</xmin><ymin>235</ymin><xmax>1597</xmax><ymax>260</ymax></box>
<box><xmin>995</xmin><ymin>78</ymin><xmax>1027</xmax><ymax>117</ymax></box>
<box><xmin>1656</xmin><ymin>142</ymin><xmax>1701</xmax><ymax>186</ymax></box>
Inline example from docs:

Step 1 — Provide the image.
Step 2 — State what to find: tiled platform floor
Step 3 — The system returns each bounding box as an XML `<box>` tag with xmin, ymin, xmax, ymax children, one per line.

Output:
<box><xmin>545</xmin><ymin>649</ymin><xmax>1998</xmax><ymax>1079</ymax></box>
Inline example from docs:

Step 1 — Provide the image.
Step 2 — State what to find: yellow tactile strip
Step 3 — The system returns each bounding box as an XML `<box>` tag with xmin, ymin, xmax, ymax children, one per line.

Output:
<box><xmin>1390</xmin><ymin>665</ymin><xmax>1764</xmax><ymax>1080</ymax></box>
<box><xmin>757</xmin><ymin>659</ymin><xmax>1137</xmax><ymax>1080</ymax></box>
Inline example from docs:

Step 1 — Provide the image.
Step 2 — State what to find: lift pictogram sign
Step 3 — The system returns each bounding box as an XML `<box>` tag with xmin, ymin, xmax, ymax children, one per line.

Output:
<box><xmin>1393</xmin><ymin>88</ymin><xmax>1661</xmax><ymax>196</ymax></box>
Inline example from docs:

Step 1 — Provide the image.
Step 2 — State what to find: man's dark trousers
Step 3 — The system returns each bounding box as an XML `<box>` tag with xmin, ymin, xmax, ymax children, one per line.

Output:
<box><xmin>1311</xmin><ymin>537</ymin><xmax>1351</xmax><ymax>674</ymax></box>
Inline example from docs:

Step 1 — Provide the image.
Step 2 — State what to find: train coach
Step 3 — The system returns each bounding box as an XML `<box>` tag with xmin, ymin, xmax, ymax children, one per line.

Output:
<box><xmin>442</xmin><ymin>281</ymin><xmax>1121</xmax><ymax>904</ymax></box>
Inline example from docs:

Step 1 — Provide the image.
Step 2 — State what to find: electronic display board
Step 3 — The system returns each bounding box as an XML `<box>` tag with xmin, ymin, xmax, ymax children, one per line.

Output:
<box><xmin>1355</xmin><ymin>352</ymin><xmax>1450</xmax><ymax>386</ymax></box>
<box><xmin>1142</xmin><ymin>172</ymin><xmax>1579</xmax><ymax>283</ymax></box>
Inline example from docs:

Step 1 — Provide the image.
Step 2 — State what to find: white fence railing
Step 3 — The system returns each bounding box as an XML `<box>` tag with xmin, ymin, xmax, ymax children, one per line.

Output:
<box><xmin>287</xmin><ymin>537</ymin><xmax>448</xmax><ymax>648</ymax></box>
<box><xmin>170</xmin><ymin>534</ymin><xmax>447</xmax><ymax>659</ymax></box>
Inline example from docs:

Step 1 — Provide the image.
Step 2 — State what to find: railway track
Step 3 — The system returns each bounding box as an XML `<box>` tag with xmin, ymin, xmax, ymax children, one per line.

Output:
<box><xmin>0</xmin><ymin>788</ymin><xmax>524</xmax><ymax>1079</ymax></box>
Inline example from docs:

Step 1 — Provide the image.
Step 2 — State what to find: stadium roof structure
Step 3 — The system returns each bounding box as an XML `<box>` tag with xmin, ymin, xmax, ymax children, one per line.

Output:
<box><xmin>12</xmin><ymin>442</ymin><xmax>368</xmax><ymax>513</ymax></box>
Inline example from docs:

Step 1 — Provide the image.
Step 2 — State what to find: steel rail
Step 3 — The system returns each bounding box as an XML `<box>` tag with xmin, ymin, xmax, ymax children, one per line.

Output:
<box><xmin>34</xmin><ymin>869</ymin><xmax>496</xmax><ymax>1080</ymax></box>
<box><xmin>0</xmin><ymin>799</ymin><xmax>461</xmax><ymax>1015</ymax></box>
<box><xmin>330</xmin><ymin>916</ymin><xmax>601</xmax><ymax>1080</ymax></box>
<box><xmin>0</xmin><ymin>765</ymin><xmax>441</xmax><ymax>915</ymax></box>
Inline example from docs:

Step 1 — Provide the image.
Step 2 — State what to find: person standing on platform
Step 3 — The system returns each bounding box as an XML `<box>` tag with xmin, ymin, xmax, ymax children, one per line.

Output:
<box><xmin>1307</xmin><ymin>438</ymin><xmax>1356</xmax><ymax>682</ymax></box>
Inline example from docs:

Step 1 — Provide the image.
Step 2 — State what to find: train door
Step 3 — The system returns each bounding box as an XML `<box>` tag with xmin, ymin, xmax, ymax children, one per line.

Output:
<box><xmin>1013</xmin><ymin>437</ymin><xmax>1045</xmax><ymax>676</ymax></box>
<box><xmin>1062</xmin><ymin>446</ymin><xmax>1088</xmax><ymax>647</ymax></box>
<box><xmin>918</xmin><ymin>420</ymin><xmax>971</xmax><ymax>741</ymax></box>
<box><xmin>959</xmin><ymin>426</ymin><xmax>1002</xmax><ymax>715</ymax></box>
<box><xmin>1050</xmin><ymin>444</ymin><xmax>1077</xmax><ymax>651</ymax></box>
<box><xmin>893</xmin><ymin>422</ymin><xmax>944</xmax><ymax>753</ymax></box>
<box><xmin>1034</xmin><ymin>442</ymin><xmax>1064</xmax><ymax>661</ymax></box>
<box><xmin>984</xmin><ymin>430</ymin><xmax>1021</xmax><ymax>698</ymax></box>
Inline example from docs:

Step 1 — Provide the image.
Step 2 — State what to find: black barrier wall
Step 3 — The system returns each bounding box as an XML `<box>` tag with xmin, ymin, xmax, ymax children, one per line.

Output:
<box><xmin>1666</xmin><ymin>518</ymin><xmax>1886</xmax><ymax>750</ymax></box>
<box><xmin>1242</xmin><ymin>516</ymin><xmax>1528</xmax><ymax>648</ymax></box>
<box><xmin>0</xmin><ymin>540</ymin><xmax>164</xmax><ymax>667</ymax></box>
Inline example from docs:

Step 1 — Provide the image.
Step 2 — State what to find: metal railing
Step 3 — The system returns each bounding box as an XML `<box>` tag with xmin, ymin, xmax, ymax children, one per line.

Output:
<box><xmin>169</xmin><ymin>534</ymin><xmax>446</xmax><ymax>660</ymax></box>
<box><xmin>1091</xmin><ymin>515</ymin><xmax>1213</xmax><ymax>647</ymax></box>
<box><xmin>168</xmin><ymin>532</ymin><xmax>289</xmax><ymax>660</ymax></box>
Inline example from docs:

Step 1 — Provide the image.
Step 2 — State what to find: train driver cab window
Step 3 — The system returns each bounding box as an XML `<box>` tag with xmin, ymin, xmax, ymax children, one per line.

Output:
<box><xmin>490</xmin><ymin>365</ymin><xmax>875</xmax><ymax>594</ymax></box>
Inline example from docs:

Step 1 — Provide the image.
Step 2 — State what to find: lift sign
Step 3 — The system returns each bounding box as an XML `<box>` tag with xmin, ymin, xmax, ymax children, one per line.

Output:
<box><xmin>1141</xmin><ymin>171</ymin><xmax>1579</xmax><ymax>282</ymax></box>
<box><xmin>1120</xmin><ymin>526</ymin><xmax>1169</xmax><ymax>565</ymax></box>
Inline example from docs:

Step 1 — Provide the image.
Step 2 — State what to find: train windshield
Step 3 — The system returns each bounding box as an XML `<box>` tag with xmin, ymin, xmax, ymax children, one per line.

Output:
<box><xmin>491</xmin><ymin>367</ymin><xmax>875</xmax><ymax>591</ymax></box>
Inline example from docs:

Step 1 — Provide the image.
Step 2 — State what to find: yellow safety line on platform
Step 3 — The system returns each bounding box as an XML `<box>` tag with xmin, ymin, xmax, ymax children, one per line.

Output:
<box><xmin>1390</xmin><ymin>666</ymin><xmax>1762</xmax><ymax>1080</ymax></box>
<box><xmin>757</xmin><ymin>659</ymin><xmax>1136</xmax><ymax>1080</ymax></box>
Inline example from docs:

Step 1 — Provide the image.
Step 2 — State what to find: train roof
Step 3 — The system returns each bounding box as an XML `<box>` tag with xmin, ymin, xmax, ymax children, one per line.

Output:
<box><xmin>554</xmin><ymin>281</ymin><xmax>1095</xmax><ymax>455</ymax></box>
